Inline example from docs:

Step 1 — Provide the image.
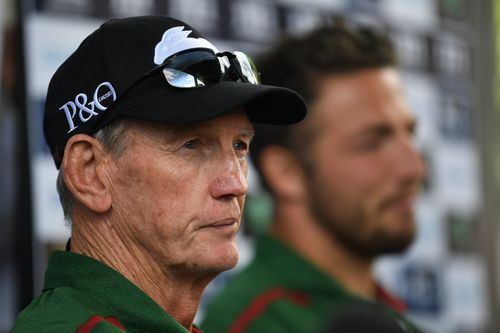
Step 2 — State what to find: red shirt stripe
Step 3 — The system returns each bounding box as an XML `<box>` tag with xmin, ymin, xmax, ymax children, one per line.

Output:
<box><xmin>375</xmin><ymin>285</ymin><xmax>407</xmax><ymax>313</ymax></box>
<box><xmin>228</xmin><ymin>287</ymin><xmax>310</xmax><ymax>333</ymax></box>
<box><xmin>77</xmin><ymin>315</ymin><xmax>126</xmax><ymax>333</ymax></box>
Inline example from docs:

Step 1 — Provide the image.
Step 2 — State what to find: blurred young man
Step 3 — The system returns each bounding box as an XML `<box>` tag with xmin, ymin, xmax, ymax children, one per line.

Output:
<box><xmin>202</xmin><ymin>22</ymin><xmax>425</xmax><ymax>333</ymax></box>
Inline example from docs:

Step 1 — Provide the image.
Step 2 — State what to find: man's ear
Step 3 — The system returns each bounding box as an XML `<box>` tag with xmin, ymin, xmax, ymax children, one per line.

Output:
<box><xmin>258</xmin><ymin>145</ymin><xmax>307</xmax><ymax>200</ymax></box>
<box><xmin>61</xmin><ymin>134</ymin><xmax>112</xmax><ymax>213</ymax></box>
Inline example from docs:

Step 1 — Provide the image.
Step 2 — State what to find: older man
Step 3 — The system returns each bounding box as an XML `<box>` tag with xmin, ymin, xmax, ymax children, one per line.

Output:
<box><xmin>202</xmin><ymin>23</ymin><xmax>425</xmax><ymax>333</ymax></box>
<box><xmin>11</xmin><ymin>16</ymin><xmax>306</xmax><ymax>333</ymax></box>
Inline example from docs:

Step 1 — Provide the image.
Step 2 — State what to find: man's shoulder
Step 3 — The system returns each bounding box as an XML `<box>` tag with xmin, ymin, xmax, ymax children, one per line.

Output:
<box><xmin>201</xmin><ymin>260</ymin><xmax>322</xmax><ymax>333</ymax></box>
<box><xmin>202</xmin><ymin>281</ymin><xmax>320</xmax><ymax>333</ymax></box>
<box><xmin>201</xmin><ymin>256</ymin><xmax>419</xmax><ymax>333</ymax></box>
<box><xmin>11</xmin><ymin>287</ymin><xmax>125</xmax><ymax>333</ymax></box>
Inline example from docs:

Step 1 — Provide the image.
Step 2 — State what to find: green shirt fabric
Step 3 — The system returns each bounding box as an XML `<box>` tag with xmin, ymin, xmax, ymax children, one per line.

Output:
<box><xmin>201</xmin><ymin>235</ymin><xmax>422</xmax><ymax>333</ymax></box>
<box><xmin>11</xmin><ymin>251</ymin><xmax>202</xmax><ymax>333</ymax></box>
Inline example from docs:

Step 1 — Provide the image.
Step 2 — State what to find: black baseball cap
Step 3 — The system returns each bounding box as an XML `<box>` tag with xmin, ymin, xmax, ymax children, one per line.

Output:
<box><xmin>43</xmin><ymin>15</ymin><xmax>307</xmax><ymax>168</ymax></box>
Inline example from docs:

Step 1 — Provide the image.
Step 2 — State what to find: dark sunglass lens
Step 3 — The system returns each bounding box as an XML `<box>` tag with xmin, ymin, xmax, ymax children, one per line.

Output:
<box><xmin>183</xmin><ymin>58</ymin><xmax>222</xmax><ymax>85</ymax></box>
<box><xmin>164</xmin><ymin>51</ymin><xmax>223</xmax><ymax>88</ymax></box>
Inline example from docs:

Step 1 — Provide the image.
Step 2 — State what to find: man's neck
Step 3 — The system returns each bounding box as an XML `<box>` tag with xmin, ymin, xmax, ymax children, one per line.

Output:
<box><xmin>272</xmin><ymin>204</ymin><xmax>376</xmax><ymax>300</ymax></box>
<box><xmin>71</xmin><ymin>216</ymin><xmax>209</xmax><ymax>331</ymax></box>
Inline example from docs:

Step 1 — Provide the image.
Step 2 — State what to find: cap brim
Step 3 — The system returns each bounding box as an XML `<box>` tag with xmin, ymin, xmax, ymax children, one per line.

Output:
<box><xmin>93</xmin><ymin>74</ymin><xmax>307</xmax><ymax>132</ymax></box>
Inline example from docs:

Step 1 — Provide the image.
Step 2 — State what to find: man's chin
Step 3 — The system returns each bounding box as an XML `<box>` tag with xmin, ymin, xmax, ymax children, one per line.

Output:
<box><xmin>379</xmin><ymin>236</ymin><xmax>414</xmax><ymax>255</ymax></box>
<box><xmin>354</xmin><ymin>226</ymin><xmax>415</xmax><ymax>257</ymax></box>
<box><xmin>376</xmin><ymin>227</ymin><xmax>416</xmax><ymax>255</ymax></box>
<box><xmin>202</xmin><ymin>249</ymin><xmax>239</xmax><ymax>273</ymax></box>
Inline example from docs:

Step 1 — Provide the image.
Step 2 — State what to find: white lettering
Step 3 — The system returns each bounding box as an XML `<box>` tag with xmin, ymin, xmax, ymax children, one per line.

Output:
<box><xmin>94</xmin><ymin>82</ymin><xmax>117</xmax><ymax>110</ymax></box>
<box><xmin>59</xmin><ymin>81</ymin><xmax>118</xmax><ymax>133</ymax></box>
<box><xmin>59</xmin><ymin>101</ymin><xmax>78</xmax><ymax>133</ymax></box>
<box><xmin>75</xmin><ymin>93</ymin><xmax>99</xmax><ymax>122</ymax></box>
<box><xmin>98</xmin><ymin>91</ymin><xmax>111</xmax><ymax>102</ymax></box>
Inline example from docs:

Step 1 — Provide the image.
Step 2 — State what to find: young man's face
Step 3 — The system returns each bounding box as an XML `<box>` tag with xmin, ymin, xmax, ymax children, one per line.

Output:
<box><xmin>303</xmin><ymin>68</ymin><xmax>425</xmax><ymax>258</ymax></box>
<box><xmin>107</xmin><ymin>110</ymin><xmax>254</xmax><ymax>277</ymax></box>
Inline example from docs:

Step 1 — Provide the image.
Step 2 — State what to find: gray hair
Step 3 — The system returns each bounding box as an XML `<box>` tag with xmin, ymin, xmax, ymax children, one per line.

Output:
<box><xmin>56</xmin><ymin>119</ymin><xmax>128</xmax><ymax>222</ymax></box>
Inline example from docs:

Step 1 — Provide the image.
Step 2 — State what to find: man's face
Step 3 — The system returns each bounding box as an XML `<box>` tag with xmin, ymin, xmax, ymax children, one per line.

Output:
<box><xmin>107</xmin><ymin>111</ymin><xmax>254</xmax><ymax>276</ymax></box>
<box><xmin>303</xmin><ymin>68</ymin><xmax>425</xmax><ymax>258</ymax></box>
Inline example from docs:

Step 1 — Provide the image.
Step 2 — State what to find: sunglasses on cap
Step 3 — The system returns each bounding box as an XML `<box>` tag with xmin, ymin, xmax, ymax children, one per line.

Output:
<box><xmin>147</xmin><ymin>49</ymin><xmax>260</xmax><ymax>88</ymax></box>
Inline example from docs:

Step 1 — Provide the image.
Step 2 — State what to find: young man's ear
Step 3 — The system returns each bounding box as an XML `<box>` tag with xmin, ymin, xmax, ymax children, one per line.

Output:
<box><xmin>61</xmin><ymin>134</ymin><xmax>112</xmax><ymax>213</ymax></box>
<box><xmin>258</xmin><ymin>145</ymin><xmax>307</xmax><ymax>201</ymax></box>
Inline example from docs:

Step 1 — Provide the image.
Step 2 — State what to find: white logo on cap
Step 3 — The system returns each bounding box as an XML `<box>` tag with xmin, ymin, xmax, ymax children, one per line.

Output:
<box><xmin>59</xmin><ymin>81</ymin><xmax>117</xmax><ymax>133</ymax></box>
<box><xmin>153</xmin><ymin>26</ymin><xmax>220</xmax><ymax>65</ymax></box>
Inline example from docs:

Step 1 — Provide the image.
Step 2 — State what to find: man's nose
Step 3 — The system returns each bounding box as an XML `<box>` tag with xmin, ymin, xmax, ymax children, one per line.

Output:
<box><xmin>394</xmin><ymin>137</ymin><xmax>426</xmax><ymax>183</ymax></box>
<box><xmin>210</xmin><ymin>154</ymin><xmax>248</xmax><ymax>199</ymax></box>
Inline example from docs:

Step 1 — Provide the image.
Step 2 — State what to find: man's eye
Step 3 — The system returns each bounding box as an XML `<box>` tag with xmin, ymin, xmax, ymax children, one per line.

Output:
<box><xmin>359</xmin><ymin>138</ymin><xmax>383</xmax><ymax>151</ymax></box>
<box><xmin>234</xmin><ymin>140</ymin><xmax>248</xmax><ymax>151</ymax></box>
<box><xmin>183</xmin><ymin>140</ymin><xmax>198</xmax><ymax>149</ymax></box>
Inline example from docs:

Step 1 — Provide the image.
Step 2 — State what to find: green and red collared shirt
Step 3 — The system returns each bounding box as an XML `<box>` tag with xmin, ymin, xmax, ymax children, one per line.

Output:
<box><xmin>201</xmin><ymin>235</ymin><xmax>422</xmax><ymax>333</ymax></box>
<box><xmin>11</xmin><ymin>251</ymin><xmax>203</xmax><ymax>333</ymax></box>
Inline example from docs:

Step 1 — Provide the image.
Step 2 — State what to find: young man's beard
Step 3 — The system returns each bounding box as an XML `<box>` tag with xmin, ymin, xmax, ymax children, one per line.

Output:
<box><xmin>306</xmin><ymin>177</ymin><xmax>416</xmax><ymax>260</ymax></box>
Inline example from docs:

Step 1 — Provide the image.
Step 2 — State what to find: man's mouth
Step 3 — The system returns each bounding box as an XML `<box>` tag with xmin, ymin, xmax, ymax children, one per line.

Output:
<box><xmin>383</xmin><ymin>191</ymin><xmax>418</xmax><ymax>213</ymax></box>
<box><xmin>200</xmin><ymin>218</ymin><xmax>239</xmax><ymax>229</ymax></box>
